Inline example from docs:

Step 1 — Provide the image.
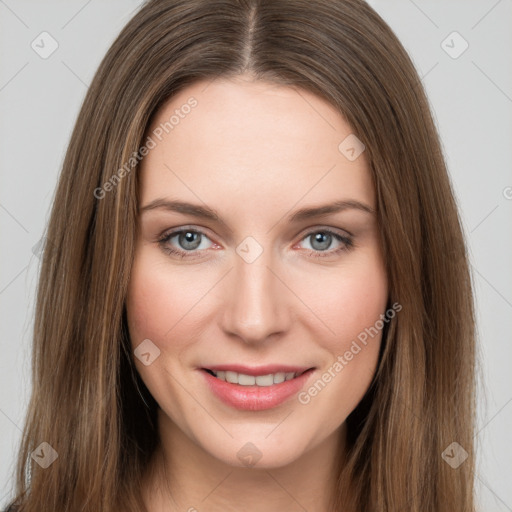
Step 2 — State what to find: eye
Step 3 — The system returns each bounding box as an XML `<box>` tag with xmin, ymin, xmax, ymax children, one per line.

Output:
<box><xmin>296</xmin><ymin>229</ymin><xmax>354</xmax><ymax>258</ymax></box>
<box><xmin>158</xmin><ymin>228</ymin><xmax>215</xmax><ymax>259</ymax></box>
<box><xmin>158</xmin><ymin>226</ymin><xmax>354</xmax><ymax>260</ymax></box>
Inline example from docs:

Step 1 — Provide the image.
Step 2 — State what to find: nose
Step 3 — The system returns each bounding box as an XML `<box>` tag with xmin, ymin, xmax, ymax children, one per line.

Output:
<box><xmin>220</xmin><ymin>247</ymin><xmax>291</xmax><ymax>345</ymax></box>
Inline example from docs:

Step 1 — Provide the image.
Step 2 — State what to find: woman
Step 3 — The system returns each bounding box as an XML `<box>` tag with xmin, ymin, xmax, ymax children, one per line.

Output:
<box><xmin>5</xmin><ymin>0</ymin><xmax>476</xmax><ymax>510</ymax></box>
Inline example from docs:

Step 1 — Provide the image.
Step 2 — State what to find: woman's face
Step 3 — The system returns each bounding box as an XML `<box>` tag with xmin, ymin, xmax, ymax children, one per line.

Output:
<box><xmin>125</xmin><ymin>75</ymin><xmax>388</xmax><ymax>468</ymax></box>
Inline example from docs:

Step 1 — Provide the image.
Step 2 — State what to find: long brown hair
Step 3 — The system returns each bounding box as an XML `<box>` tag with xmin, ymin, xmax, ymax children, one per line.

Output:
<box><xmin>6</xmin><ymin>0</ymin><xmax>477</xmax><ymax>510</ymax></box>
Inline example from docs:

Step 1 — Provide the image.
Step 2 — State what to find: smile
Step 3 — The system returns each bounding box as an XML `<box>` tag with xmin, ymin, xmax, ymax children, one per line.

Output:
<box><xmin>204</xmin><ymin>369</ymin><xmax>306</xmax><ymax>386</ymax></box>
<box><xmin>199</xmin><ymin>365</ymin><xmax>316</xmax><ymax>411</ymax></box>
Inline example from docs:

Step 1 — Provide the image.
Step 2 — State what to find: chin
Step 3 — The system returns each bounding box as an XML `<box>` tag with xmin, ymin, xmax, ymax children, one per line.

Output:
<box><xmin>197</xmin><ymin>428</ymin><xmax>314</xmax><ymax>469</ymax></box>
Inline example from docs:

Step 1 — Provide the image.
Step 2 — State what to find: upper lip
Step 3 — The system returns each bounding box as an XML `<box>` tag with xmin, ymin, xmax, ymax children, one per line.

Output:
<box><xmin>201</xmin><ymin>364</ymin><xmax>314</xmax><ymax>377</ymax></box>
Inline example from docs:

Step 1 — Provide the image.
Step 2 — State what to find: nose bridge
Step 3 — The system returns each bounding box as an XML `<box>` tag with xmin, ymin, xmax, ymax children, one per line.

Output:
<box><xmin>221</xmin><ymin>238</ymin><xmax>289</xmax><ymax>344</ymax></box>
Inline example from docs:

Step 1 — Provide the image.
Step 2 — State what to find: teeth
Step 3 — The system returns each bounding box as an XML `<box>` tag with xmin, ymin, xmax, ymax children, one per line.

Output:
<box><xmin>239</xmin><ymin>373</ymin><xmax>256</xmax><ymax>385</ymax></box>
<box><xmin>211</xmin><ymin>370</ymin><xmax>299</xmax><ymax>386</ymax></box>
<box><xmin>273</xmin><ymin>372</ymin><xmax>285</xmax><ymax>384</ymax></box>
<box><xmin>225</xmin><ymin>371</ymin><xmax>238</xmax><ymax>383</ymax></box>
<box><xmin>255</xmin><ymin>374</ymin><xmax>274</xmax><ymax>386</ymax></box>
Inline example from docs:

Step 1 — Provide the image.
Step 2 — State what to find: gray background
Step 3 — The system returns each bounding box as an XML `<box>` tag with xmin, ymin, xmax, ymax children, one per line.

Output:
<box><xmin>0</xmin><ymin>0</ymin><xmax>511</xmax><ymax>509</ymax></box>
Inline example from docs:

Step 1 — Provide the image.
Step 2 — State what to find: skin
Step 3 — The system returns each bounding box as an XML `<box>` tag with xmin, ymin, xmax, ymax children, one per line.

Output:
<box><xmin>125</xmin><ymin>73</ymin><xmax>388</xmax><ymax>511</ymax></box>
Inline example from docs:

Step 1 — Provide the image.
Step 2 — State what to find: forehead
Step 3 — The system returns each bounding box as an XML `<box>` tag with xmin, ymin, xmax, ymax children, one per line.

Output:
<box><xmin>139</xmin><ymin>76</ymin><xmax>374</xmax><ymax>214</ymax></box>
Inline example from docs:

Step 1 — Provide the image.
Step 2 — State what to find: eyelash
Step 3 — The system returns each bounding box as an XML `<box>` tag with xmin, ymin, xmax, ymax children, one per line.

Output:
<box><xmin>157</xmin><ymin>226</ymin><xmax>354</xmax><ymax>260</ymax></box>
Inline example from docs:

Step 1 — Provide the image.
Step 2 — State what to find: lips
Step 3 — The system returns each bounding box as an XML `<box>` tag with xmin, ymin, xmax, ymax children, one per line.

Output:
<box><xmin>198</xmin><ymin>364</ymin><xmax>316</xmax><ymax>411</ymax></box>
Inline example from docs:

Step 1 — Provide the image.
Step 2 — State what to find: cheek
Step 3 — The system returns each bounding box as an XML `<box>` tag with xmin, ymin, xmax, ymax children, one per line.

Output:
<box><xmin>125</xmin><ymin>251</ymin><xmax>199</xmax><ymax>409</ymax></box>
<box><xmin>125</xmin><ymin>251</ymin><xmax>207</xmax><ymax>351</ymax></box>
<box><xmin>301</xmin><ymin>251</ymin><xmax>388</xmax><ymax>350</ymax></box>
<box><xmin>294</xmin><ymin>253</ymin><xmax>388</xmax><ymax>424</ymax></box>
<box><xmin>296</xmin><ymin>251</ymin><xmax>388</xmax><ymax>404</ymax></box>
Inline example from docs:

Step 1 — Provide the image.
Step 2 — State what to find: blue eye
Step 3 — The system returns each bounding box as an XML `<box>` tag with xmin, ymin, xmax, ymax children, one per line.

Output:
<box><xmin>158</xmin><ymin>227</ymin><xmax>353</xmax><ymax>259</ymax></box>
<box><xmin>299</xmin><ymin>230</ymin><xmax>353</xmax><ymax>258</ymax></box>
<box><xmin>158</xmin><ymin>229</ymin><xmax>213</xmax><ymax>258</ymax></box>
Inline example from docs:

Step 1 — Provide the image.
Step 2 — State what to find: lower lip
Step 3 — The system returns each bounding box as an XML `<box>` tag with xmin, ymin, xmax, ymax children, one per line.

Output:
<box><xmin>200</xmin><ymin>369</ymin><xmax>315</xmax><ymax>411</ymax></box>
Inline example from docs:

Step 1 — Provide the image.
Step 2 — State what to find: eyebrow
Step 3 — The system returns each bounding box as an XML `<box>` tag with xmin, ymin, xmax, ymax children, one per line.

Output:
<box><xmin>139</xmin><ymin>198</ymin><xmax>375</xmax><ymax>225</ymax></box>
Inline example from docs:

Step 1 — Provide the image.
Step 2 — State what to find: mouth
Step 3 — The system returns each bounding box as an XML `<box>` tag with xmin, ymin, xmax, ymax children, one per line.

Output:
<box><xmin>199</xmin><ymin>365</ymin><xmax>316</xmax><ymax>411</ymax></box>
<box><xmin>202</xmin><ymin>368</ymin><xmax>312</xmax><ymax>386</ymax></box>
